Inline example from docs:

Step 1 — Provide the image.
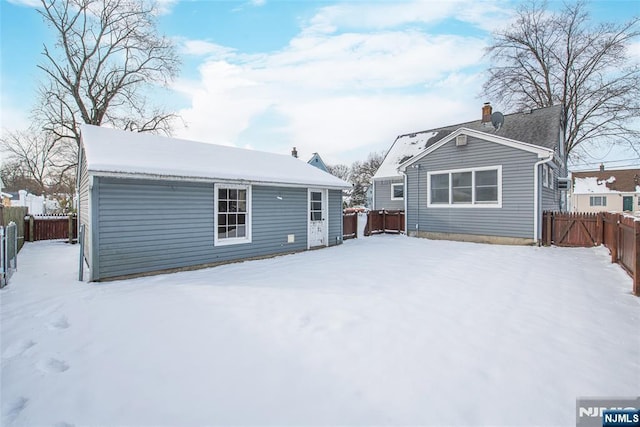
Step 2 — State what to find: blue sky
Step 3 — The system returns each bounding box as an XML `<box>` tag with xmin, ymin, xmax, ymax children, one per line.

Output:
<box><xmin>1</xmin><ymin>0</ymin><xmax>639</xmax><ymax>169</ymax></box>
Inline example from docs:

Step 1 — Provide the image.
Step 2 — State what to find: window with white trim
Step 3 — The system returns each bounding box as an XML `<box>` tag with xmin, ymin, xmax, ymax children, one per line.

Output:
<box><xmin>428</xmin><ymin>166</ymin><xmax>501</xmax><ymax>207</ymax></box>
<box><xmin>589</xmin><ymin>196</ymin><xmax>607</xmax><ymax>207</ymax></box>
<box><xmin>214</xmin><ymin>184</ymin><xmax>251</xmax><ymax>245</ymax></box>
<box><xmin>391</xmin><ymin>183</ymin><xmax>404</xmax><ymax>200</ymax></box>
<box><xmin>542</xmin><ymin>164</ymin><xmax>548</xmax><ymax>188</ymax></box>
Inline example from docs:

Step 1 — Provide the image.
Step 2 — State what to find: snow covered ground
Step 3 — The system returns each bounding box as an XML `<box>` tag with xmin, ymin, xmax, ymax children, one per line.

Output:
<box><xmin>1</xmin><ymin>236</ymin><xmax>638</xmax><ymax>426</ymax></box>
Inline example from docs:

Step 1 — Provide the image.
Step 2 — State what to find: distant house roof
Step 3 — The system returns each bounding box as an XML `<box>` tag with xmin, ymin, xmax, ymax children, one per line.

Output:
<box><xmin>374</xmin><ymin>104</ymin><xmax>563</xmax><ymax>179</ymax></box>
<box><xmin>80</xmin><ymin>125</ymin><xmax>351</xmax><ymax>190</ymax></box>
<box><xmin>572</xmin><ymin>169</ymin><xmax>640</xmax><ymax>194</ymax></box>
<box><xmin>307</xmin><ymin>153</ymin><xmax>329</xmax><ymax>173</ymax></box>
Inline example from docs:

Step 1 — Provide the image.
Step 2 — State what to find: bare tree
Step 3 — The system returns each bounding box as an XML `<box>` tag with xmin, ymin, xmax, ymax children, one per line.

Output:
<box><xmin>326</xmin><ymin>164</ymin><xmax>351</xmax><ymax>182</ymax></box>
<box><xmin>483</xmin><ymin>0</ymin><xmax>640</xmax><ymax>165</ymax></box>
<box><xmin>36</xmin><ymin>0</ymin><xmax>181</xmax><ymax>147</ymax></box>
<box><xmin>0</xmin><ymin>129</ymin><xmax>70</xmax><ymax>194</ymax></box>
<box><xmin>350</xmin><ymin>152</ymin><xmax>384</xmax><ymax>207</ymax></box>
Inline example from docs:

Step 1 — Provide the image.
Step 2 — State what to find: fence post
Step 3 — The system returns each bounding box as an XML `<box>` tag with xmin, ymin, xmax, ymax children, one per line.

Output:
<box><xmin>610</xmin><ymin>215</ymin><xmax>619</xmax><ymax>264</ymax></box>
<box><xmin>28</xmin><ymin>215</ymin><xmax>35</xmax><ymax>242</ymax></box>
<box><xmin>634</xmin><ymin>221</ymin><xmax>640</xmax><ymax>297</ymax></box>
<box><xmin>68</xmin><ymin>213</ymin><xmax>74</xmax><ymax>244</ymax></box>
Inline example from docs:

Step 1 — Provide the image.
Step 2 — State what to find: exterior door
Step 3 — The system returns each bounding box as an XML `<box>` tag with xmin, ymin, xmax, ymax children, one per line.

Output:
<box><xmin>308</xmin><ymin>190</ymin><xmax>326</xmax><ymax>248</ymax></box>
<box><xmin>623</xmin><ymin>196</ymin><xmax>633</xmax><ymax>212</ymax></box>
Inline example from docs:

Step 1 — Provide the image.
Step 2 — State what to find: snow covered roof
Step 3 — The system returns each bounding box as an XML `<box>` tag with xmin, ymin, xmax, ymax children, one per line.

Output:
<box><xmin>80</xmin><ymin>125</ymin><xmax>350</xmax><ymax>189</ymax></box>
<box><xmin>572</xmin><ymin>169</ymin><xmax>640</xmax><ymax>194</ymax></box>
<box><xmin>373</xmin><ymin>105</ymin><xmax>562</xmax><ymax>180</ymax></box>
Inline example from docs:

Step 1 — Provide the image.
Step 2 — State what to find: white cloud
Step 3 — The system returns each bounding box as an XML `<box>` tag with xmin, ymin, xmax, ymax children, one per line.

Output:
<box><xmin>155</xmin><ymin>0</ymin><xmax>179</xmax><ymax>16</ymax></box>
<box><xmin>301</xmin><ymin>1</ymin><xmax>513</xmax><ymax>35</ymax></box>
<box><xmin>6</xmin><ymin>0</ymin><xmax>40</xmax><ymax>7</ymax></box>
<box><xmin>180</xmin><ymin>39</ymin><xmax>237</xmax><ymax>58</ymax></box>
<box><xmin>174</xmin><ymin>1</ymin><xmax>499</xmax><ymax>163</ymax></box>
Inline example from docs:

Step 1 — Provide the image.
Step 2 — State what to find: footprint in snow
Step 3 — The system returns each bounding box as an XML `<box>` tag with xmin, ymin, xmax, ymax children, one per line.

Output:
<box><xmin>48</xmin><ymin>316</ymin><xmax>70</xmax><ymax>330</ymax></box>
<box><xmin>2</xmin><ymin>396</ymin><xmax>28</xmax><ymax>424</ymax></box>
<box><xmin>37</xmin><ymin>358</ymin><xmax>69</xmax><ymax>374</ymax></box>
<box><xmin>1</xmin><ymin>339</ymin><xmax>36</xmax><ymax>360</ymax></box>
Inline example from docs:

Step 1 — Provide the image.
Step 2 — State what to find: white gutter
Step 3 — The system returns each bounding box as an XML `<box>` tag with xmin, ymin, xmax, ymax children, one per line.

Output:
<box><xmin>372</xmin><ymin>179</ymin><xmax>376</xmax><ymax>210</ymax></box>
<box><xmin>533</xmin><ymin>153</ymin><xmax>555</xmax><ymax>243</ymax></box>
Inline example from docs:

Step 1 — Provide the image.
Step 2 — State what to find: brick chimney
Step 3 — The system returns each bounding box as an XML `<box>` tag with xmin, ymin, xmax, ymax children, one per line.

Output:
<box><xmin>599</xmin><ymin>163</ymin><xmax>604</xmax><ymax>172</ymax></box>
<box><xmin>291</xmin><ymin>147</ymin><xmax>298</xmax><ymax>158</ymax></box>
<box><xmin>481</xmin><ymin>102</ymin><xmax>492</xmax><ymax>123</ymax></box>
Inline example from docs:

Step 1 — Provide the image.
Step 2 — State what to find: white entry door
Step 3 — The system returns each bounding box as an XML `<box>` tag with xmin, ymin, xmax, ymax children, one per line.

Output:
<box><xmin>308</xmin><ymin>189</ymin><xmax>327</xmax><ymax>248</ymax></box>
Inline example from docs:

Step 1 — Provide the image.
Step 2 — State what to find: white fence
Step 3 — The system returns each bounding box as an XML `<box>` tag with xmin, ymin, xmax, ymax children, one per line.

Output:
<box><xmin>0</xmin><ymin>222</ymin><xmax>18</xmax><ymax>287</ymax></box>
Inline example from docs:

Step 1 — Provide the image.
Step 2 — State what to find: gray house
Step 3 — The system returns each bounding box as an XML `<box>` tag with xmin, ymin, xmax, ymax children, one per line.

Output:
<box><xmin>77</xmin><ymin>125</ymin><xmax>350</xmax><ymax>281</ymax></box>
<box><xmin>307</xmin><ymin>153</ymin><xmax>329</xmax><ymax>173</ymax></box>
<box><xmin>373</xmin><ymin>104</ymin><xmax>565</xmax><ymax>244</ymax></box>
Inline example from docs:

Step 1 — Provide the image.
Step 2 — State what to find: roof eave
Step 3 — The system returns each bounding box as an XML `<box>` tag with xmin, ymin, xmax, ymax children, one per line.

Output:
<box><xmin>87</xmin><ymin>169</ymin><xmax>351</xmax><ymax>190</ymax></box>
<box><xmin>398</xmin><ymin>127</ymin><xmax>555</xmax><ymax>172</ymax></box>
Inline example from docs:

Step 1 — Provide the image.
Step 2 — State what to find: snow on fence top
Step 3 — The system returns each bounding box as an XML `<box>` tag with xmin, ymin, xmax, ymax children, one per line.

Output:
<box><xmin>80</xmin><ymin>125</ymin><xmax>351</xmax><ymax>190</ymax></box>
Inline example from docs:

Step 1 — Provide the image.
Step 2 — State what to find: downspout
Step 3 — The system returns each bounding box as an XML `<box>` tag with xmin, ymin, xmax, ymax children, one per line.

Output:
<box><xmin>372</xmin><ymin>180</ymin><xmax>376</xmax><ymax>210</ymax></box>
<box><xmin>533</xmin><ymin>153</ymin><xmax>555</xmax><ymax>243</ymax></box>
<box><xmin>400</xmin><ymin>170</ymin><xmax>408</xmax><ymax>234</ymax></box>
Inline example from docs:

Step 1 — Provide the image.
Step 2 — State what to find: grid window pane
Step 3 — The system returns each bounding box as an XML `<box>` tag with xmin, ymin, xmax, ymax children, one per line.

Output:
<box><xmin>476</xmin><ymin>187</ymin><xmax>498</xmax><ymax>202</ymax></box>
<box><xmin>452</xmin><ymin>172</ymin><xmax>472</xmax><ymax>203</ymax></box>
<box><xmin>217</xmin><ymin>186</ymin><xmax>249</xmax><ymax>241</ymax></box>
<box><xmin>431</xmin><ymin>174</ymin><xmax>449</xmax><ymax>204</ymax></box>
<box><xmin>476</xmin><ymin>170</ymin><xmax>497</xmax><ymax>186</ymax></box>
<box><xmin>453</xmin><ymin>187</ymin><xmax>472</xmax><ymax>203</ymax></box>
<box><xmin>475</xmin><ymin>170</ymin><xmax>498</xmax><ymax>203</ymax></box>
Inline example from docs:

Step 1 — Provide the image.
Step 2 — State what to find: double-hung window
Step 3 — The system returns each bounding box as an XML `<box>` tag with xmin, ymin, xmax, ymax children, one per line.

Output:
<box><xmin>428</xmin><ymin>166</ymin><xmax>501</xmax><ymax>207</ymax></box>
<box><xmin>589</xmin><ymin>196</ymin><xmax>606</xmax><ymax>207</ymax></box>
<box><xmin>214</xmin><ymin>184</ymin><xmax>251</xmax><ymax>245</ymax></box>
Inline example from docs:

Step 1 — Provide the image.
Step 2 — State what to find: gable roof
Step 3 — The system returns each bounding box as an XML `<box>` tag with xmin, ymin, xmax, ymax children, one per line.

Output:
<box><xmin>373</xmin><ymin>104</ymin><xmax>563</xmax><ymax>179</ymax></box>
<box><xmin>307</xmin><ymin>153</ymin><xmax>329</xmax><ymax>172</ymax></box>
<box><xmin>399</xmin><ymin>127</ymin><xmax>554</xmax><ymax>172</ymax></box>
<box><xmin>80</xmin><ymin>125</ymin><xmax>351</xmax><ymax>190</ymax></box>
<box><xmin>572</xmin><ymin>168</ymin><xmax>640</xmax><ymax>194</ymax></box>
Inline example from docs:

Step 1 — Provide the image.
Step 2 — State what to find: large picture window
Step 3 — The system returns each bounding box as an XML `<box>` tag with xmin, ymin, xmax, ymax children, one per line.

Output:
<box><xmin>428</xmin><ymin>166</ymin><xmax>501</xmax><ymax>207</ymax></box>
<box><xmin>214</xmin><ymin>184</ymin><xmax>251</xmax><ymax>245</ymax></box>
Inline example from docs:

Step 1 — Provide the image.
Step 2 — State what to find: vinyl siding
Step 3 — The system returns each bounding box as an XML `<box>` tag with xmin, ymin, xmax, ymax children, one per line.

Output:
<box><xmin>541</xmin><ymin>163</ymin><xmax>561</xmax><ymax>212</ymax></box>
<box><xmin>93</xmin><ymin>177</ymin><xmax>311</xmax><ymax>280</ymax></box>
<box><xmin>374</xmin><ymin>178</ymin><xmax>404</xmax><ymax>210</ymax></box>
<box><xmin>77</xmin><ymin>149</ymin><xmax>90</xmax><ymax>266</ymax></box>
<box><xmin>328</xmin><ymin>189</ymin><xmax>343</xmax><ymax>246</ymax></box>
<box><xmin>405</xmin><ymin>136</ymin><xmax>539</xmax><ymax>239</ymax></box>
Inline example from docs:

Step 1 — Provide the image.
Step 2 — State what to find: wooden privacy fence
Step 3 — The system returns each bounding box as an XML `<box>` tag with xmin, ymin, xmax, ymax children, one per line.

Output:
<box><xmin>364</xmin><ymin>210</ymin><xmax>404</xmax><ymax>236</ymax></box>
<box><xmin>24</xmin><ymin>214</ymin><xmax>77</xmax><ymax>243</ymax></box>
<box><xmin>342</xmin><ymin>210</ymin><xmax>405</xmax><ymax>240</ymax></box>
<box><xmin>343</xmin><ymin>212</ymin><xmax>358</xmax><ymax>240</ymax></box>
<box><xmin>543</xmin><ymin>211</ymin><xmax>639</xmax><ymax>296</ymax></box>
<box><xmin>0</xmin><ymin>206</ymin><xmax>28</xmax><ymax>252</ymax></box>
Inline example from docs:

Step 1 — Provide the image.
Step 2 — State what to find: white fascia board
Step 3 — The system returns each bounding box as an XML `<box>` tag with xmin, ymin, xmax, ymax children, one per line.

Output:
<box><xmin>372</xmin><ymin>174</ymin><xmax>403</xmax><ymax>181</ymax></box>
<box><xmin>398</xmin><ymin>127</ymin><xmax>555</xmax><ymax>172</ymax></box>
<box><xmin>88</xmin><ymin>170</ymin><xmax>352</xmax><ymax>190</ymax></box>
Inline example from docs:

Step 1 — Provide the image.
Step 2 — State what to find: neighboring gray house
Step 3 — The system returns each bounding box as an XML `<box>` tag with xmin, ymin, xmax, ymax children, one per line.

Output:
<box><xmin>77</xmin><ymin>125</ymin><xmax>351</xmax><ymax>281</ymax></box>
<box><xmin>307</xmin><ymin>153</ymin><xmax>329</xmax><ymax>173</ymax></box>
<box><xmin>373</xmin><ymin>104</ymin><xmax>565</xmax><ymax>244</ymax></box>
